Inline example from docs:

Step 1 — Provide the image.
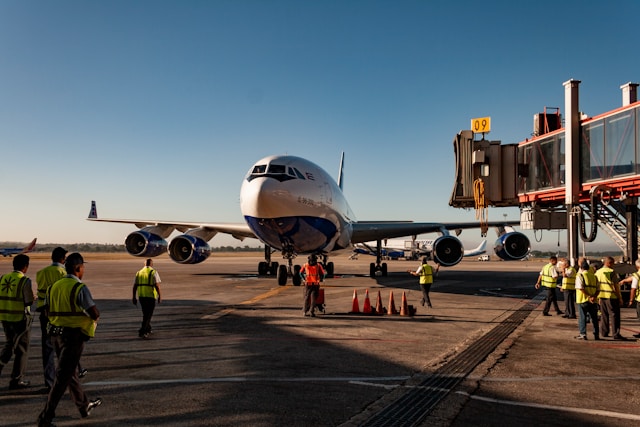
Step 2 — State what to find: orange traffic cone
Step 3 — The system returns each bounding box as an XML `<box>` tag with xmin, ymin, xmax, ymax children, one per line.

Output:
<box><xmin>387</xmin><ymin>291</ymin><xmax>398</xmax><ymax>315</ymax></box>
<box><xmin>362</xmin><ymin>289</ymin><xmax>372</xmax><ymax>314</ymax></box>
<box><xmin>351</xmin><ymin>289</ymin><xmax>360</xmax><ymax>313</ymax></box>
<box><xmin>375</xmin><ymin>291</ymin><xmax>385</xmax><ymax>315</ymax></box>
<box><xmin>400</xmin><ymin>291</ymin><xmax>409</xmax><ymax>316</ymax></box>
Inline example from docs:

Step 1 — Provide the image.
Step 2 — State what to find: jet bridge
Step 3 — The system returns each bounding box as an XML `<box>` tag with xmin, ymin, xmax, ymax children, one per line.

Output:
<box><xmin>450</xmin><ymin>81</ymin><xmax>640</xmax><ymax>265</ymax></box>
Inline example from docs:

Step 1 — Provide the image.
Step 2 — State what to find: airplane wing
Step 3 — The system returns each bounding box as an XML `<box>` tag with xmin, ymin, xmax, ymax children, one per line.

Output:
<box><xmin>87</xmin><ymin>201</ymin><xmax>255</xmax><ymax>241</ymax></box>
<box><xmin>350</xmin><ymin>220</ymin><xmax>519</xmax><ymax>243</ymax></box>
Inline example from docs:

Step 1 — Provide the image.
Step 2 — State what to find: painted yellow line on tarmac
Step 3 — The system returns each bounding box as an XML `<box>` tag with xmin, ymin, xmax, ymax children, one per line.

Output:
<box><xmin>201</xmin><ymin>286</ymin><xmax>290</xmax><ymax>320</ymax></box>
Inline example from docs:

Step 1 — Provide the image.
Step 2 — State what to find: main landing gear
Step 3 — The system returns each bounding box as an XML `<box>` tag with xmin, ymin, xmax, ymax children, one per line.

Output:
<box><xmin>256</xmin><ymin>245</ymin><xmax>334</xmax><ymax>286</ymax></box>
<box><xmin>369</xmin><ymin>239</ymin><xmax>388</xmax><ymax>278</ymax></box>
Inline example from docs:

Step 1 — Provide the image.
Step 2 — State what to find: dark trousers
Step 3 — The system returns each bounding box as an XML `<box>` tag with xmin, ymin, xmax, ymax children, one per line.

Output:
<box><xmin>419</xmin><ymin>283</ymin><xmax>432</xmax><ymax>307</ymax></box>
<box><xmin>303</xmin><ymin>284</ymin><xmax>319</xmax><ymax>313</ymax></box>
<box><xmin>139</xmin><ymin>297</ymin><xmax>156</xmax><ymax>336</ymax></box>
<box><xmin>563</xmin><ymin>289</ymin><xmax>576</xmax><ymax>317</ymax></box>
<box><xmin>578</xmin><ymin>301</ymin><xmax>599</xmax><ymax>337</ymax></box>
<box><xmin>543</xmin><ymin>287</ymin><xmax>561</xmax><ymax>314</ymax></box>
<box><xmin>39</xmin><ymin>329</ymin><xmax>89</xmax><ymax>423</ymax></box>
<box><xmin>40</xmin><ymin>313</ymin><xmax>56</xmax><ymax>388</ymax></box>
<box><xmin>1</xmin><ymin>318</ymin><xmax>30</xmax><ymax>382</ymax></box>
<box><xmin>599</xmin><ymin>298</ymin><xmax>621</xmax><ymax>337</ymax></box>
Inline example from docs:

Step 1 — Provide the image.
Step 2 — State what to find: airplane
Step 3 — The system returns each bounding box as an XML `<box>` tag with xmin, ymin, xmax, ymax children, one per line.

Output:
<box><xmin>352</xmin><ymin>239</ymin><xmax>487</xmax><ymax>260</ymax></box>
<box><xmin>88</xmin><ymin>154</ymin><xmax>530</xmax><ymax>285</ymax></box>
<box><xmin>0</xmin><ymin>238</ymin><xmax>37</xmax><ymax>257</ymax></box>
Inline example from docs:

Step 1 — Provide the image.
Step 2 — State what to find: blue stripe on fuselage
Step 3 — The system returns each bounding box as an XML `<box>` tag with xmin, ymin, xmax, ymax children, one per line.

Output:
<box><xmin>244</xmin><ymin>216</ymin><xmax>337</xmax><ymax>253</ymax></box>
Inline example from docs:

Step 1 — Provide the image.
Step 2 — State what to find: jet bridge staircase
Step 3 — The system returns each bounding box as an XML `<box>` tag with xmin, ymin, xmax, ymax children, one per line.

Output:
<box><xmin>579</xmin><ymin>198</ymin><xmax>640</xmax><ymax>254</ymax></box>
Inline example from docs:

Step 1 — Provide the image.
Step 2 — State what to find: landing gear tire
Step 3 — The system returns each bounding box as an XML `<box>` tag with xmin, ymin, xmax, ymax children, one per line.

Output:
<box><xmin>381</xmin><ymin>263</ymin><xmax>388</xmax><ymax>276</ymax></box>
<box><xmin>269</xmin><ymin>262</ymin><xmax>279</xmax><ymax>276</ymax></box>
<box><xmin>369</xmin><ymin>263</ymin><xmax>376</xmax><ymax>278</ymax></box>
<box><xmin>325</xmin><ymin>262</ymin><xmax>334</xmax><ymax>278</ymax></box>
<box><xmin>258</xmin><ymin>261</ymin><xmax>268</xmax><ymax>276</ymax></box>
<box><xmin>292</xmin><ymin>265</ymin><xmax>302</xmax><ymax>286</ymax></box>
<box><xmin>277</xmin><ymin>265</ymin><xmax>288</xmax><ymax>286</ymax></box>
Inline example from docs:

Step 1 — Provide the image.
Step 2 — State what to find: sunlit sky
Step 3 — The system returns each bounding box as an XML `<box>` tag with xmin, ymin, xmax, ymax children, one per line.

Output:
<box><xmin>2</xmin><ymin>0</ymin><xmax>638</xmax><ymax>252</ymax></box>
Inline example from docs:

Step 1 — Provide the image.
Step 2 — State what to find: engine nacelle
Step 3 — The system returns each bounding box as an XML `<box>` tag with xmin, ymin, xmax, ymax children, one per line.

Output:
<box><xmin>432</xmin><ymin>235</ymin><xmax>464</xmax><ymax>267</ymax></box>
<box><xmin>125</xmin><ymin>230</ymin><xmax>167</xmax><ymax>257</ymax></box>
<box><xmin>168</xmin><ymin>235</ymin><xmax>212</xmax><ymax>264</ymax></box>
<box><xmin>494</xmin><ymin>232</ymin><xmax>531</xmax><ymax>261</ymax></box>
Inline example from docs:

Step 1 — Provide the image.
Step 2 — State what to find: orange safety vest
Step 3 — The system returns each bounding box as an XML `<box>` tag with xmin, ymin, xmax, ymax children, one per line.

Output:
<box><xmin>302</xmin><ymin>263</ymin><xmax>324</xmax><ymax>285</ymax></box>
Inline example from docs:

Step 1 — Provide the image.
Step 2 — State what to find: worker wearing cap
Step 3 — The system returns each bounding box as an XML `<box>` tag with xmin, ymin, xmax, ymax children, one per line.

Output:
<box><xmin>535</xmin><ymin>255</ymin><xmax>563</xmax><ymax>316</ymax></box>
<box><xmin>300</xmin><ymin>254</ymin><xmax>325</xmax><ymax>317</ymax></box>
<box><xmin>0</xmin><ymin>254</ymin><xmax>34</xmax><ymax>390</ymax></box>
<box><xmin>38</xmin><ymin>253</ymin><xmax>101</xmax><ymax>427</ymax></box>
<box><xmin>36</xmin><ymin>247</ymin><xmax>67</xmax><ymax>391</ymax></box>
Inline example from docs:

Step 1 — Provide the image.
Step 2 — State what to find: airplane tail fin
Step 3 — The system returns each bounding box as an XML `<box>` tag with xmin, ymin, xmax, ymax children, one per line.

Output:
<box><xmin>337</xmin><ymin>152</ymin><xmax>344</xmax><ymax>191</ymax></box>
<box><xmin>23</xmin><ymin>238</ymin><xmax>37</xmax><ymax>253</ymax></box>
<box><xmin>88</xmin><ymin>201</ymin><xmax>98</xmax><ymax>219</ymax></box>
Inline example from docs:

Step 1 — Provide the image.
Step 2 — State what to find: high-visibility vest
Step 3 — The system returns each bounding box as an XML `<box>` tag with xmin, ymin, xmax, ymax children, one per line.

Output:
<box><xmin>632</xmin><ymin>271</ymin><xmax>640</xmax><ymax>302</ymax></box>
<box><xmin>562</xmin><ymin>267</ymin><xmax>577</xmax><ymax>290</ymax></box>
<box><xmin>302</xmin><ymin>263</ymin><xmax>324</xmax><ymax>284</ymax></box>
<box><xmin>0</xmin><ymin>272</ymin><xmax>28</xmax><ymax>322</ymax></box>
<box><xmin>47</xmin><ymin>277</ymin><xmax>96</xmax><ymax>338</ymax></box>
<box><xmin>135</xmin><ymin>267</ymin><xmax>158</xmax><ymax>298</ymax></box>
<box><xmin>541</xmin><ymin>263</ymin><xmax>558</xmax><ymax>288</ymax></box>
<box><xmin>36</xmin><ymin>263</ymin><xmax>66</xmax><ymax>309</ymax></box>
<box><xmin>576</xmin><ymin>270</ymin><xmax>598</xmax><ymax>304</ymax></box>
<box><xmin>419</xmin><ymin>264</ymin><xmax>434</xmax><ymax>285</ymax></box>
<box><xmin>595</xmin><ymin>266</ymin><xmax>618</xmax><ymax>300</ymax></box>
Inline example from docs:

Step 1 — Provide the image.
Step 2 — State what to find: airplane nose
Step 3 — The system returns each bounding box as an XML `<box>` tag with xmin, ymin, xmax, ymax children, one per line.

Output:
<box><xmin>240</xmin><ymin>176</ymin><xmax>288</xmax><ymax>218</ymax></box>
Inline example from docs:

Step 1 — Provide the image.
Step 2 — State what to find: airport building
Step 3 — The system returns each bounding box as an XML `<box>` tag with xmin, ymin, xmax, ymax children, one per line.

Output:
<box><xmin>450</xmin><ymin>80</ymin><xmax>640</xmax><ymax>265</ymax></box>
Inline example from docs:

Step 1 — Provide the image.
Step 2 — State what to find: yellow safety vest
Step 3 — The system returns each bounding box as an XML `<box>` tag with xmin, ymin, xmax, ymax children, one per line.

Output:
<box><xmin>36</xmin><ymin>264</ymin><xmax>66</xmax><ymax>309</ymax></box>
<box><xmin>0</xmin><ymin>272</ymin><xmax>28</xmax><ymax>322</ymax></box>
<box><xmin>576</xmin><ymin>270</ymin><xmax>598</xmax><ymax>304</ymax></box>
<box><xmin>562</xmin><ymin>267</ymin><xmax>576</xmax><ymax>290</ymax></box>
<box><xmin>302</xmin><ymin>264</ymin><xmax>324</xmax><ymax>285</ymax></box>
<box><xmin>135</xmin><ymin>267</ymin><xmax>158</xmax><ymax>298</ymax></box>
<box><xmin>541</xmin><ymin>263</ymin><xmax>557</xmax><ymax>288</ymax></box>
<box><xmin>48</xmin><ymin>277</ymin><xmax>96</xmax><ymax>338</ymax></box>
<box><xmin>420</xmin><ymin>264</ymin><xmax>434</xmax><ymax>285</ymax></box>
<box><xmin>632</xmin><ymin>271</ymin><xmax>640</xmax><ymax>302</ymax></box>
<box><xmin>595</xmin><ymin>266</ymin><xmax>618</xmax><ymax>300</ymax></box>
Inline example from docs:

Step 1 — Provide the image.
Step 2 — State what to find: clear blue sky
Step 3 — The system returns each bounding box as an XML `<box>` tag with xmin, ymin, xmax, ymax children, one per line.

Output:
<box><xmin>1</xmin><ymin>0</ymin><xmax>637</xmax><ymax>252</ymax></box>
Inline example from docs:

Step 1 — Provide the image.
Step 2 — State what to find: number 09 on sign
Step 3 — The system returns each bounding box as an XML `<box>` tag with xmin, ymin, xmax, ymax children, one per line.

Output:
<box><xmin>471</xmin><ymin>117</ymin><xmax>491</xmax><ymax>133</ymax></box>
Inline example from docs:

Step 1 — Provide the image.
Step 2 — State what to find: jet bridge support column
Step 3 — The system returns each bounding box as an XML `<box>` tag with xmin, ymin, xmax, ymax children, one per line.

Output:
<box><xmin>625</xmin><ymin>197</ymin><xmax>638</xmax><ymax>263</ymax></box>
<box><xmin>564</xmin><ymin>79</ymin><xmax>581</xmax><ymax>266</ymax></box>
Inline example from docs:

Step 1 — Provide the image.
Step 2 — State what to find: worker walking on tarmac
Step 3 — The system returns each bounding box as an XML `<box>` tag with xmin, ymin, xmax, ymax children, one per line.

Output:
<box><xmin>0</xmin><ymin>254</ymin><xmax>34</xmax><ymax>390</ymax></box>
<box><xmin>620</xmin><ymin>259</ymin><xmax>640</xmax><ymax>337</ymax></box>
<box><xmin>37</xmin><ymin>252</ymin><xmax>101</xmax><ymax>427</ymax></box>
<box><xmin>535</xmin><ymin>255</ymin><xmax>563</xmax><ymax>316</ymax></box>
<box><xmin>409</xmin><ymin>257</ymin><xmax>439</xmax><ymax>308</ymax></box>
<box><xmin>559</xmin><ymin>258</ymin><xmax>577</xmax><ymax>319</ymax></box>
<box><xmin>574</xmin><ymin>259</ymin><xmax>600</xmax><ymax>340</ymax></box>
<box><xmin>596</xmin><ymin>256</ymin><xmax>627</xmax><ymax>340</ymax></box>
<box><xmin>132</xmin><ymin>259</ymin><xmax>162</xmax><ymax>338</ymax></box>
<box><xmin>300</xmin><ymin>254</ymin><xmax>325</xmax><ymax>317</ymax></box>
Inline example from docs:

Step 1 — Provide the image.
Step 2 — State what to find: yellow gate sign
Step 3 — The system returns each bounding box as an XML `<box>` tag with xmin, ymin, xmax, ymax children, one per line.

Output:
<box><xmin>471</xmin><ymin>117</ymin><xmax>491</xmax><ymax>133</ymax></box>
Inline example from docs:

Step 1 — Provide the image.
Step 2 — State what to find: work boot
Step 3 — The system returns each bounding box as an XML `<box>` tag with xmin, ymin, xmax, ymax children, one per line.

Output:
<box><xmin>80</xmin><ymin>397</ymin><xmax>102</xmax><ymax>418</ymax></box>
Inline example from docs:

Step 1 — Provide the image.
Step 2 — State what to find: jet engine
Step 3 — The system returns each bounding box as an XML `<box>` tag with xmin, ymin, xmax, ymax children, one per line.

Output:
<box><xmin>432</xmin><ymin>235</ymin><xmax>464</xmax><ymax>267</ymax></box>
<box><xmin>494</xmin><ymin>232</ymin><xmax>530</xmax><ymax>261</ymax></box>
<box><xmin>125</xmin><ymin>230</ymin><xmax>167</xmax><ymax>257</ymax></box>
<box><xmin>168</xmin><ymin>234</ymin><xmax>212</xmax><ymax>264</ymax></box>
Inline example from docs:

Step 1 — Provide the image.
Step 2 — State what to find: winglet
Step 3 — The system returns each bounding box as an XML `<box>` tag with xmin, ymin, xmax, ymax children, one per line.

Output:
<box><xmin>337</xmin><ymin>152</ymin><xmax>345</xmax><ymax>191</ymax></box>
<box><xmin>88</xmin><ymin>200</ymin><xmax>98</xmax><ymax>219</ymax></box>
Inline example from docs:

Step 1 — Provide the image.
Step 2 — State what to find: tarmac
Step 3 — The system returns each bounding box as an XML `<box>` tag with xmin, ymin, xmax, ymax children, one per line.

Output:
<box><xmin>0</xmin><ymin>254</ymin><xmax>639</xmax><ymax>426</ymax></box>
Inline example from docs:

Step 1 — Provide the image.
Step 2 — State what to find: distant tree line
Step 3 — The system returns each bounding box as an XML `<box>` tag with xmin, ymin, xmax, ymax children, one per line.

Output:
<box><xmin>530</xmin><ymin>250</ymin><xmax>622</xmax><ymax>259</ymax></box>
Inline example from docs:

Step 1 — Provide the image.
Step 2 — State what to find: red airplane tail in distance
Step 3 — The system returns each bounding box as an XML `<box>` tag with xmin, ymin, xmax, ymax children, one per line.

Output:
<box><xmin>0</xmin><ymin>238</ymin><xmax>37</xmax><ymax>257</ymax></box>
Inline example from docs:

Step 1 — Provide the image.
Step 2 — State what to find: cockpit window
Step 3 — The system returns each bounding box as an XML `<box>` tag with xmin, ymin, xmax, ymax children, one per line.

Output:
<box><xmin>252</xmin><ymin>165</ymin><xmax>267</xmax><ymax>174</ymax></box>
<box><xmin>293</xmin><ymin>167</ymin><xmax>306</xmax><ymax>180</ymax></box>
<box><xmin>267</xmin><ymin>164</ymin><xmax>286</xmax><ymax>174</ymax></box>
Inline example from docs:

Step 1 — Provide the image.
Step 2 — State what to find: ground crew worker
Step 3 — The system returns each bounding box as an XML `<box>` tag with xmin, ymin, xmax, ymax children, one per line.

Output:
<box><xmin>0</xmin><ymin>254</ymin><xmax>34</xmax><ymax>389</ymax></box>
<box><xmin>36</xmin><ymin>247</ymin><xmax>67</xmax><ymax>392</ymax></box>
<box><xmin>559</xmin><ymin>258</ymin><xmax>577</xmax><ymax>318</ymax></box>
<box><xmin>132</xmin><ymin>258</ymin><xmax>162</xmax><ymax>338</ymax></box>
<box><xmin>574</xmin><ymin>259</ymin><xmax>600</xmax><ymax>340</ymax></box>
<box><xmin>595</xmin><ymin>256</ymin><xmax>626</xmax><ymax>340</ymax></box>
<box><xmin>620</xmin><ymin>259</ymin><xmax>640</xmax><ymax>338</ymax></box>
<box><xmin>535</xmin><ymin>255</ymin><xmax>563</xmax><ymax>316</ymax></box>
<box><xmin>300</xmin><ymin>254</ymin><xmax>325</xmax><ymax>317</ymax></box>
<box><xmin>409</xmin><ymin>257</ymin><xmax>439</xmax><ymax>308</ymax></box>
<box><xmin>37</xmin><ymin>253</ymin><xmax>102</xmax><ymax>427</ymax></box>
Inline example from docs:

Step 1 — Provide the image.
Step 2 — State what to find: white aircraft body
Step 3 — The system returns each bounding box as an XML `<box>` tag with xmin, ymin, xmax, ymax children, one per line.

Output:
<box><xmin>353</xmin><ymin>239</ymin><xmax>487</xmax><ymax>260</ymax></box>
<box><xmin>0</xmin><ymin>238</ymin><xmax>37</xmax><ymax>257</ymax></box>
<box><xmin>88</xmin><ymin>154</ymin><xmax>530</xmax><ymax>285</ymax></box>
